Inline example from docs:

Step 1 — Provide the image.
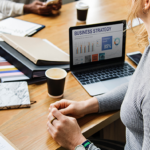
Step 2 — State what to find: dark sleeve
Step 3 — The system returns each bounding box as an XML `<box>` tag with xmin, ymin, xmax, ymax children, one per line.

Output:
<box><xmin>95</xmin><ymin>82</ymin><xmax>128</xmax><ymax>113</ymax></box>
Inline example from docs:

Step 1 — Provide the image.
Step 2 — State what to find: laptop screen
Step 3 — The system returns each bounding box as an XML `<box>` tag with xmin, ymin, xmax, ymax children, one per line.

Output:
<box><xmin>69</xmin><ymin>20</ymin><xmax>126</xmax><ymax>70</ymax></box>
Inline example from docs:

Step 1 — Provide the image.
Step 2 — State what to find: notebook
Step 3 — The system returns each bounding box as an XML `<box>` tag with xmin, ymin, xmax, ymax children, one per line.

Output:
<box><xmin>69</xmin><ymin>20</ymin><xmax>135</xmax><ymax>96</ymax></box>
<box><xmin>0</xmin><ymin>56</ymin><xmax>30</xmax><ymax>82</ymax></box>
<box><xmin>0</xmin><ymin>82</ymin><xmax>30</xmax><ymax>110</ymax></box>
<box><xmin>0</xmin><ymin>34</ymin><xmax>69</xmax><ymax>65</ymax></box>
<box><xmin>0</xmin><ymin>56</ymin><xmax>48</xmax><ymax>84</ymax></box>
<box><xmin>0</xmin><ymin>17</ymin><xmax>45</xmax><ymax>37</ymax></box>
<box><xmin>0</xmin><ymin>41</ymin><xmax>70</xmax><ymax>78</ymax></box>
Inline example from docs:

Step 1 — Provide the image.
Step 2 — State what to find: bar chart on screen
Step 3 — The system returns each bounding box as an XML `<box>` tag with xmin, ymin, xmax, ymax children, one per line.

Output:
<box><xmin>84</xmin><ymin>45</ymin><xmax>86</xmax><ymax>53</ymax></box>
<box><xmin>87</xmin><ymin>42</ymin><xmax>89</xmax><ymax>53</ymax></box>
<box><xmin>75</xmin><ymin>41</ymin><xmax>95</xmax><ymax>54</ymax></box>
<box><xmin>80</xmin><ymin>42</ymin><xmax>82</xmax><ymax>53</ymax></box>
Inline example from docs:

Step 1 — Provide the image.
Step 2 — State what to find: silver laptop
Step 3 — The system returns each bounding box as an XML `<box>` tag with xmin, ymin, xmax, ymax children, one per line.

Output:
<box><xmin>69</xmin><ymin>20</ymin><xmax>135</xmax><ymax>96</ymax></box>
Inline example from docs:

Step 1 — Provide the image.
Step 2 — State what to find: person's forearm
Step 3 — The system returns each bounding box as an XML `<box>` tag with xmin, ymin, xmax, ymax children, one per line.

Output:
<box><xmin>82</xmin><ymin>97</ymin><xmax>99</xmax><ymax>116</ymax></box>
<box><xmin>0</xmin><ymin>1</ymin><xmax>24</xmax><ymax>20</ymax></box>
<box><xmin>96</xmin><ymin>83</ymin><xmax>128</xmax><ymax>113</ymax></box>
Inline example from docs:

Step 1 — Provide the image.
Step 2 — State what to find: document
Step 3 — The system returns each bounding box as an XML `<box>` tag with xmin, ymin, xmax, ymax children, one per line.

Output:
<box><xmin>0</xmin><ymin>133</ymin><xmax>18</xmax><ymax>150</ymax></box>
<box><xmin>0</xmin><ymin>17</ymin><xmax>43</xmax><ymax>37</ymax></box>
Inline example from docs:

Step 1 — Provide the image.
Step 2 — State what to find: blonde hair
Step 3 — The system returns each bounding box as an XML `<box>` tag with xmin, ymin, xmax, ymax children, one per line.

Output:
<box><xmin>127</xmin><ymin>0</ymin><xmax>149</xmax><ymax>47</ymax></box>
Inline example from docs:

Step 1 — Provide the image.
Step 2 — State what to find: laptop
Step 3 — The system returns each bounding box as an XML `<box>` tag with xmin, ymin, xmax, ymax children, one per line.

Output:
<box><xmin>69</xmin><ymin>20</ymin><xmax>135</xmax><ymax>96</ymax></box>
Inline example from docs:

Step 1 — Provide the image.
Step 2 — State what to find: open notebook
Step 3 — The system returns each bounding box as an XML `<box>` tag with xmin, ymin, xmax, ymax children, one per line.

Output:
<box><xmin>0</xmin><ymin>34</ymin><xmax>69</xmax><ymax>66</ymax></box>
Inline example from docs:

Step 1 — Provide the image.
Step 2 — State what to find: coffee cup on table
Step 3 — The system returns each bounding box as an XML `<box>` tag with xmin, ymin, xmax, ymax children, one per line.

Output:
<box><xmin>45</xmin><ymin>68</ymin><xmax>67</xmax><ymax>98</ymax></box>
<box><xmin>76</xmin><ymin>2</ymin><xmax>89</xmax><ymax>22</ymax></box>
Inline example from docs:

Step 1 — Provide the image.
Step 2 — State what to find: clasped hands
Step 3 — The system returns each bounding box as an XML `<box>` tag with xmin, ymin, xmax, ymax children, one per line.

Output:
<box><xmin>47</xmin><ymin>98</ymin><xmax>99</xmax><ymax>150</ymax></box>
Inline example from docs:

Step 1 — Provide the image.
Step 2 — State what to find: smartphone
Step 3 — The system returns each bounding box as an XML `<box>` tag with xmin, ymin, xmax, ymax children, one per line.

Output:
<box><xmin>126</xmin><ymin>51</ymin><xmax>142</xmax><ymax>65</ymax></box>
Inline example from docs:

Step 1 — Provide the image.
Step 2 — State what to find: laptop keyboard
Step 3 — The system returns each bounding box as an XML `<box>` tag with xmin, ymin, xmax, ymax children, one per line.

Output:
<box><xmin>74</xmin><ymin>63</ymin><xmax>135</xmax><ymax>85</ymax></box>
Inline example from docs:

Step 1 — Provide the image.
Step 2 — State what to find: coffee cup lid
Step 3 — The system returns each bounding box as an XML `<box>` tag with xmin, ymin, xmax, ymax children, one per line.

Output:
<box><xmin>45</xmin><ymin>68</ymin><xmax>67</xmax><ymax>80</ymax></box>
<box><xmin>76</xmin><ymin>2</ymin><xmax>89</xmax><ymax>10</ymax></box>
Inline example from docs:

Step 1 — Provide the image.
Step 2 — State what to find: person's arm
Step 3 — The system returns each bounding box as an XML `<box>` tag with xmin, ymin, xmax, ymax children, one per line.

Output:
<box><xmin>23</xmin><ymin>1</ymin><xmax>61</xmax><ymax>16</ymax></box>
<box><xmin>0</xmin><ymin>1</ymin><xmax>24</xmax><ymax>20</ymax></box>
<box><xmin>47</xmin><ymin>108</ymin><xmax>100</xmax><ymax>150</ymax></box>
<box><xmin>49</xmin><ymin>97</ymin><xmax>99</xmax><ymax>119</ymax></box>
<box><xmin>0</xmin><ymin>0</ymin><xmax>62</xmax><ymax>20</ymax></box>
<box><xmin>96</xmin><ymin>82</ymin><xmax>128</xmax><ymax>113</ymax></box>
<box><xmin>49</xmin><ymin>82</ymin><xmax>129</xmax><ymax>118</ymax></box>
<box><xmin>48</xmin><ymin>83</ymin><xmax>129</xmax><ymax>150</ymax></box>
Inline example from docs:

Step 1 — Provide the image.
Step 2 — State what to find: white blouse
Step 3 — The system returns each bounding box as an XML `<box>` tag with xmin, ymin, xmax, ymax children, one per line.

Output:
<box><xmin>0</xmin><ymin>0</ymin><xmax>43</xmax><ymax>20</ymax></box>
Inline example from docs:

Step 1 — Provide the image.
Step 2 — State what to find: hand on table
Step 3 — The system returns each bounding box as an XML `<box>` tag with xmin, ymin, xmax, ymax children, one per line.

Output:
<box><xmin>49</xmin><ymin>97</ymin><xmax>99</xmax><ymax>119</ymax></box>
<box><xmin>47</xmin><ymin>98</ymin><xmax>98</xmax><ymax>149</ymax></box>
<box><xmin>47</xmin><ymin>108</ymin><xmax>86</xmax><ymax>150</ymax></box>
<box><xmin>24</xmin><ymin>0</ymin><xmax>62</xmax><ymax>16</ymax></box>
<box><xmin>49</xmin><ymin>99</ymin><xmax>87</xmax><ymax>119</ymax></box>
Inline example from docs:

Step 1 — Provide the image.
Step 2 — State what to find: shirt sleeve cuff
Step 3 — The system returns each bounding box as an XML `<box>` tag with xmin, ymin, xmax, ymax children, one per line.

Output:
<box><xmin>13</xmin><ymin>3</ymin><xmax>24</xmax><ymax>15</ymax></box>
<box><xmin>88</xmin><ymin>143</ymin><xmax>100</xmax><ymax>150</ymax></box>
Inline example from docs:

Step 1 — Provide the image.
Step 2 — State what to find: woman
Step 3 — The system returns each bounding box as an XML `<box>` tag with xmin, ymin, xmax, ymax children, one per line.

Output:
<box><xmin>47</xmin><ymin>0</ymin><xmax>150</xmax><ymax>149</ymax></box>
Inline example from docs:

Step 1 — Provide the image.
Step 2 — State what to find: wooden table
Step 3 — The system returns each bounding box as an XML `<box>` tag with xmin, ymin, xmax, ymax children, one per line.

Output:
<box><xmin>0</xmin><ymin>0</ymin><xmax>145</xmax><ymax>149</ymax></box>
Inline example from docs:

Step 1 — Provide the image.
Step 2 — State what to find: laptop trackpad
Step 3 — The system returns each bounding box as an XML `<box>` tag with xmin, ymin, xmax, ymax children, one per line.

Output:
<box><xmin>102</xmin><ymin>77</ymin><xmax>128</xmax><ymax>91</ymax></box>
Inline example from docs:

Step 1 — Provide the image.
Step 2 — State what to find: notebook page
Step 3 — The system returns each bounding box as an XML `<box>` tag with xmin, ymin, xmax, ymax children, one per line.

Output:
<box><xmin>0</xmin><ymin>18</ymin><xmax>42</xmax><ymax>37</ymax></box>
<box><xmin>43</xmin><ymin>39</ymin><xmax>69</xmax><ymax>56</ymax></box>
<box><xmin>0</xmin><ymin>136</ymin><xmax>15</xmax><ymax>150</ymax></box>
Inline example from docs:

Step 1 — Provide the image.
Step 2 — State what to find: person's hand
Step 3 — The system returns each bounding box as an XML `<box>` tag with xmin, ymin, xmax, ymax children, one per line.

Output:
<box><xmin>23</xmin><ymin>1</ymin><xmax>61</xmax><ymax>16</ymax></box>
<box><xmin>47</xmin><ymin>108</ymin><xmax>86</xmax><ymax>150</ymax></box>
<box><xmin>49</xmin><ymin>99</ymin><xmax>87</xmax><ymax>119</ymax></box>
<box><xmin>50</xmin><ymin>0</ymin><xmax>62</xmax><ymax>10</ymax></box>
<box><xmin>49</xmin><ymin>97</ymin><xmax>99</xmax><ymax>119</ymax></box>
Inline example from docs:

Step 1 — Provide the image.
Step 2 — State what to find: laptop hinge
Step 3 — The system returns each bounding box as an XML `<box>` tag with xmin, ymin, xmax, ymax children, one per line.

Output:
<box><xmin>71</xmin><ymin>61</ymin><xmax>125</xmax><ymax>73</ymax></box>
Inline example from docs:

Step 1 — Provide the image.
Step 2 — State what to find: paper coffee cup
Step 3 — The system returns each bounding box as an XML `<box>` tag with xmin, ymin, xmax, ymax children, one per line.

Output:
<box><xmin>76</xmin><ymin>2</ymin><xmax>89</xmax><ymax>22</ymax></box>
<box><xmin>45</xmin><ymin>68</ymin><xmax>67</xmax><ymax>98</ymax></box>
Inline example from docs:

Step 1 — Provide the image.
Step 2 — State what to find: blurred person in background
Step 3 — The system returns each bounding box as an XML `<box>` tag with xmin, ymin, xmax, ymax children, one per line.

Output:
<box><xmin>0</xmin><ymin>0</ymin><xmax>62</xmax><ymax>20</ymax></box>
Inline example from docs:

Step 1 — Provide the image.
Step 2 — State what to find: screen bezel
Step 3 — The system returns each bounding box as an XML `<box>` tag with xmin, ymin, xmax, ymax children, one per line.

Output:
<box><xmin>69</xmin><ymin>20</ymin><xmax>126</xmax><ymax>71</ymax></box>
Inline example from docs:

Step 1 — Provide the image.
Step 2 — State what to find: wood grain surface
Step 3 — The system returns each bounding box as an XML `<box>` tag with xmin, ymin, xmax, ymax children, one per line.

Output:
<box><xmin>0</xmin><ymin>0</ymin><xmax>145</xmax><ymax>149</ymax></box>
